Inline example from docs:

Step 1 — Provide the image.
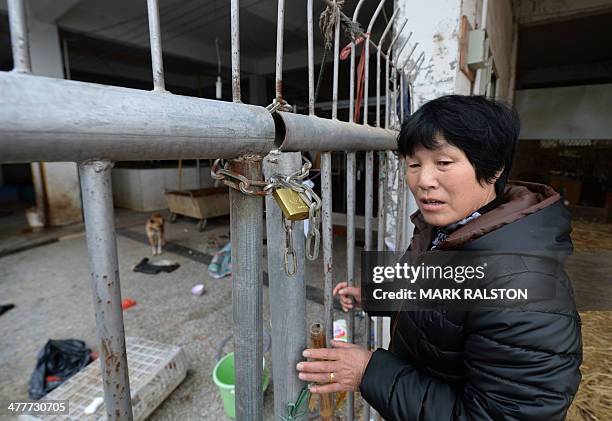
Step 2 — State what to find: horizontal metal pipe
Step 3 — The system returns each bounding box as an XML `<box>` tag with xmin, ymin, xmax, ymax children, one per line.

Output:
<box><xmin>276</xmin><ymin>112</ymin><xmax>398</xmax><ymax>152</ymax></box>
<box><xmin>0</xmin><ymin>72</ymin><xmax>276</xmax><ymax>163</ymax></box>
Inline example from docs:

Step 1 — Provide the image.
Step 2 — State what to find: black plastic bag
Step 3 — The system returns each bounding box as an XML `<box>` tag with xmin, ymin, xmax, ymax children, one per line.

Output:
<box><xmin>29</xmin><ymin>339</ymin><xmax>92</xmax><ymax>399</ymax></box>
<box><xmin>133</xmin><ymin>257</ymin><xmax>180</xmax><ymax>274</ymax></box>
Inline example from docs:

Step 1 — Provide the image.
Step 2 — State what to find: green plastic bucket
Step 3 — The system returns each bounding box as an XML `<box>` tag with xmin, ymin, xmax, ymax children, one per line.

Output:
<box><xmin>212</xmin><ymin>352</ymin><xmax>270</xmax><ymax>419</ymax></box>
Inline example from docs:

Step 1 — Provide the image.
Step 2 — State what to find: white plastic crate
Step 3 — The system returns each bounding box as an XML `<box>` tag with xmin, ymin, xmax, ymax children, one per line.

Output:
<box><xmin>20</xmin><ymin>337</ymin><xmax>187</xmax><ymax>421</ymax></box>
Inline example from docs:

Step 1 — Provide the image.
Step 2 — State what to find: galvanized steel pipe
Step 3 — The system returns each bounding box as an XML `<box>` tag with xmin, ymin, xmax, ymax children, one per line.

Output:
<box><xmin>0</xmin><ymin>72</ymin><xmax>276</xmax><ymax>163</ymax></box>
<box><xmin>346</xmin><ymin>4</ymin><xmax>367</xmax><ymax>420</ymax></box>
<box><xmin>275</xmin><ymin>112</ymin><xmax>397</xmax><ymax>152</ymax></box>
<box><xmin>363</xmin><ymin>0</ymin><xmax>386</xmax><ymax>126</ymax></box>
<box><xmin>230</xmin><ymin>156</ymin><xmax>264</xmax><ymax>421</ymax></box>
<box><xmin>264</xmin><ymin>152</ymin><xmax>307</xmax><ymax>420</ymax></box>
<box><xmin>307</xmin><ymin>0</ymin><xmax>315</xmax><ymax>115</ymax></box>
<box><xmin>146</xmin><ymin>0</ymin><xmax>166</xmax><ymax>91</ymax></box>
<box><xmin>79</xmin><ymin>160</ymin><xmax>133</xmax><ymax>421</ymax></box>
<box><xmin>7</xmin><ymin>0</ymin><xmax>31</xmax><ymax>73</ymax></box>
<box><xmin>231</xmin><ymin>0</ymin><xmax>241</xmax><ymax>101</ymax></box>
<box><xmin>275</xmin><ymin>0</ymin><xmax>285</xmax><ymax>100</ymax></box>
<box><xmin>376</xmin><ymin>15</ymin><xmax>403</xmax><ymax>128</ymax></box>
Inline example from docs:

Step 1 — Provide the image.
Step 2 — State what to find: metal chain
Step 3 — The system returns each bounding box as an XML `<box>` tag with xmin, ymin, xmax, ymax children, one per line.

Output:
<box><xmin>265</xmin><ymin>157</ymin><xmax>321</xmax><ymax>262</ymax></box>
<box><xmin>211</xmin><ymin>156</ymin><xmax>322</xmax><ymax>274</ymax></box>
<box><xmin>282</xmin><ymin>216</ymin><xmax>297</xmax><ymax>276</ymax></box>
<box><xmin>211</xmin><ymin>159</ymin><xmax>270</xmax><ymax>196</ymax></box>
<box><xmin>266</xmin><ymin>97</ymin><xmax>294</xmax><ymax>113</ymax></box>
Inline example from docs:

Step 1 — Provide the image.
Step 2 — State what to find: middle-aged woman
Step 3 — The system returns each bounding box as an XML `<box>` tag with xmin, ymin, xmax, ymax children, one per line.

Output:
<box><xmin>296</xmin><ymin>95</ymin><xmax>582</xmax><ymax>420</ymax></box>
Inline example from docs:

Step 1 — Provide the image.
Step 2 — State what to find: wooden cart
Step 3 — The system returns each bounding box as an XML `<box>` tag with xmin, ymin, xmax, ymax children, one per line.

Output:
<box><xmin>164</xmin><ymin>187</ymin><xmax>230</xmax><ymax>231</ymax></box>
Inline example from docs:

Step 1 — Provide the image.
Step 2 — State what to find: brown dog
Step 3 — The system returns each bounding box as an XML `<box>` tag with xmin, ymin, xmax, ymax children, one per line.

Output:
<box><xmin>145</xmin><ymin>213</ymin><xmax>166</xmax><ymax>255</ymax></box>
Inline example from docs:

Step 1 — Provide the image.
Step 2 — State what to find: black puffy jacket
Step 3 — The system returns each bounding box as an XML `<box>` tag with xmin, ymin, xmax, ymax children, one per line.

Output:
<box><xmin>360</xmin><ymin>181</ymin><xmax>583</xmax><ymax>420</ymax></box>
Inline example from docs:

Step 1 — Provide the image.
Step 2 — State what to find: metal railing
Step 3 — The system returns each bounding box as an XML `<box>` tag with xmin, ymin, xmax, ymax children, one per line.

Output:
<box><xmin>0</xmin><ymin>1</ymin><xmax>423</xmax><ymax>420</ymax></box>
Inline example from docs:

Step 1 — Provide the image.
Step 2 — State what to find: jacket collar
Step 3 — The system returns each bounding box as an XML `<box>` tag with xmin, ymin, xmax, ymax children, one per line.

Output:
<box><xmin>409</xmin><ymin>181</ymin><xmax>561</xmax><ymax>254</ymax></box>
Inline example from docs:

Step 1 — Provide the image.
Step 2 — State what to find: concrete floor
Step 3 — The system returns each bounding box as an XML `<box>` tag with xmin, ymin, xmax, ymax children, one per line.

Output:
<box><xmin>0</xmin><ymin>211</ymin><xmax>367</xmax><ymax>421</ymax></box>
<box><xmin>1</xmin><ymin>209</ymin><xmax>610</xmax><ymax>420</ymax></box>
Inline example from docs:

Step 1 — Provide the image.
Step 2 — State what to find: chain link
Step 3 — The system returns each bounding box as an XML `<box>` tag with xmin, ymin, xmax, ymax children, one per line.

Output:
<box><xmin>211</xmin><ymin>159</ymin><xmax>270</xmax><ymax>196</ymax></box>
<box><xmin>211</xmin><ymin>155</ymin><xmax>322</xmax><ymax>275</ymax></box>
<box><xmin>266</xmin><ymin>97</ymin><xmax>294</xmax><ymax>113</ymax></box>
<box><xmin>282</xmin><ymin>217</ymin><xmax>297</xmax><ymax>276</ymax></box>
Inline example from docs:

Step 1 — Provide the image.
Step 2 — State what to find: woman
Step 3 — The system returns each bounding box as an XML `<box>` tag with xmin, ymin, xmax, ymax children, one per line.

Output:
<box><xmin>296</xmin><ymin>95</ymin><xmax>582</xmax><ymax>420</ymax></box>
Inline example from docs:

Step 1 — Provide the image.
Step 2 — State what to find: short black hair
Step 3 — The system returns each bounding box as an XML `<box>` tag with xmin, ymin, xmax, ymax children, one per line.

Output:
<box><xmin>397</xmin><ymin>95</ymin><xmax>519</xmax><ymax>197</ymax></box>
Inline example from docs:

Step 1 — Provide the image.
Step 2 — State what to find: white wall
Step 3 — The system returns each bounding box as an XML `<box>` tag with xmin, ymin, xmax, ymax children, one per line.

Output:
<box><xmin>112</xmin><ymin>167</ymin><xmax>216</xmax><ymax>212</ymax></box>
<box><xmin>515</xmin><ymin>84</ymin><xmax>612</xmax><ymax>139</ymax></box>
<box><xmin>395</xmin><ymin>0</ymin><xmax>463</xmax><ymax>108</ymax></box>
<box><xmin>28</xmin><ymin>8</ymin><xmax>83</xmax><ymax>226</ymax></box>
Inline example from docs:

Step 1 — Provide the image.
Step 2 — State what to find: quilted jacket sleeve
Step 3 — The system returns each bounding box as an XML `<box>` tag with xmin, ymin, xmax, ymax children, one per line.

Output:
<box><xmin>359</xmin><ymin>309</ymin><xmax>582</xmax><ymax>421</ymax></box>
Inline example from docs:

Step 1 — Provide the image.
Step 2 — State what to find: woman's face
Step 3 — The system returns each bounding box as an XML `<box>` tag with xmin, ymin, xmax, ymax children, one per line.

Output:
<box><xmin>405</xmin><ymin>138</ymin><xmax>497</xmax><ymax>227</ymax></box>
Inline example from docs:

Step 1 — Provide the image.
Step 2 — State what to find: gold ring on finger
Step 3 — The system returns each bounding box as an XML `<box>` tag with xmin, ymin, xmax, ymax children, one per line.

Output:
<box><xmin>329</xmin><ymin>372</ymin><xmax>335</xmax><ymax>383</ymax></box>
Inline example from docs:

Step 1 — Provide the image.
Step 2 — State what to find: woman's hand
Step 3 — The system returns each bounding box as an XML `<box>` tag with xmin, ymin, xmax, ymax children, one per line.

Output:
<box><xmin>332</xmin><ymin>282</ymin><xmax>361</xmax><ymax>312</ymax></box>
<box><xmin>296</xmin><ymin>340</ymin><xmax>372</xmax><ymax>393</ymax></box>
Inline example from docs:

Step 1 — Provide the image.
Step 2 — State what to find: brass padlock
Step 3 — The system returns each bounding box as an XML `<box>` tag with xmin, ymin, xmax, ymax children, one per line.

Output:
<box><xmin>273</xmin><ymin>188</ymin><xmax>310</xmax><ymax>221</ymax></box>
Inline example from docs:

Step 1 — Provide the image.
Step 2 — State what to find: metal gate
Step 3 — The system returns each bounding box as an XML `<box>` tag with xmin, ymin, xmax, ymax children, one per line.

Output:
<box><xmin>0</xmin><ymin>0</ymin><xmax>423</xmax><ymax>419</ymax></box>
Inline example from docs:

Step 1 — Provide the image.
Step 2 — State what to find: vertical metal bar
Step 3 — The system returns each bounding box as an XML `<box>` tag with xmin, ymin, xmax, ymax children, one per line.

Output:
<box><xmin>349</xmin><ymin>0</ymin><xmax>366</xmax><ymax>124</ymax></box>
<box><xmin>264</xmin><ymin>152</ymin><xmax>307</xmax><ymax>421</ymax></box>
<box><xmin>322</xmin><ymin>0</ymin><xmax>341</xmax><ymax>349</ymax></box>
<box><xmin>307</xmin><ymin>0</ymin><xmax>315</xmax><ymax>115</ymax></box>
<box><xmin>394</xmin><ymin>36</ymin><xmax>412</xmax><ymax>69</ymax></box>
<box><xmin>333</xmin><ymin>1</ymin><xmax>356</xmax><ymax>417</ymax></box>
<box><xmin>363</xmin><ymin>0</ymin><xmax>386</xmax><ymax>126</ymax></box>
<box><xmin>79</xmin><ymin>160</ymin><xmax>133</xmax><ymax>421</ymax></box>
<box><xmin>364</xmin><ymin>149</ymin><xmax>373</xmax><ymax>421</ymax></box>
<box><xmin>395</xmin><ymin>73</ymin><xmax>406</xmax><ymax>252</ymax></box>
<box><xmin>323</xmin><ymin>0</ymin><xmax>340</xmax><ymax>348</ymax></box>
<box><xmin>385</xmin><ymin>29</ymin><xmax>409</xmax><ymax>129</ymax></box>
<box><xmin>7</xmin><ymin>0</ymin><xmax>31</xmax><ymax>73</ymax></box>
<box><xmin>346</xmin><ymin>150</ymin><xmax>355</xmax><ymax>421</ymax></box>
<box><xmin>376</xmin><ymin>15</ymin><xmax>403</xmax><ymax>128</ymax></box>
<box><xmin>230</xmin><ymin>157</ymin><xmax>264</xmax><ymax>421</ymax></box>
<box><xmin>331</xmin><ymin>3</ymin><xmax>340</xmax><ymax>120</ymax></box>
<box><xmin>408</xmin><ymin>52</ymin><xmax>425</xmax><ymax>79</ymax></box>
<box><xmin>275</xmin><ymin>0</ymin><xmax>285</xmax><ymax>100</ymax></box>
<box><xmin>383</xmin><ymin>29</ymin><xmax>412</xmax><ymax>258</ymax></box>
<box><xmin>363</xmin><ymin>6</ymin><xmax>386</xmax><ymax>418</ymax></box>
<box><xmin>399</xmin><ymin>70</ymin><xmax>405</xmax><ymax>125</ymax></box>
<box><xmin>349</xmin><ymin>4</ymin><xmax>367</xmax><ymax>418</ymax></box>
<box><xmin>146</xmin><ymin>0</ymin><xmax>165</xmax><ymax>91</ymax></box>
<box><xmin>321</xmin><ymin>151</ymin><xmax>333</xmax><ymax>345</ymax></box>
<box><xmin>231</xmin><ymin>6</ymin><xmax>260</xmax><ymax>419</ymax></box>
<box><xmin>231</xmin><ymin>0</ymin><xmax>241</xmax><ymax>102</ymax></box>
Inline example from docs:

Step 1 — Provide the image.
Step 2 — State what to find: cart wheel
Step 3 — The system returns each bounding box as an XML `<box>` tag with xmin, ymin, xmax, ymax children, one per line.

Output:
<box><xmin>169</xmin><ymin>213</ymin><xmax>177</xmax><ymax>223</ymax></box>
<box><xmin>197</xmin><ymin>219</ymin><xmax>207</xmax><ymax>232</ymax></box>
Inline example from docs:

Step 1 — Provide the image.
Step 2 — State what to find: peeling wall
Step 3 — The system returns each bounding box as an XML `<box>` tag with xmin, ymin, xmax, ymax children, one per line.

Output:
<box><xmin>395</xmin><ymin>0</ymin><xmax>463</xmax><ymax>108</ymax></box>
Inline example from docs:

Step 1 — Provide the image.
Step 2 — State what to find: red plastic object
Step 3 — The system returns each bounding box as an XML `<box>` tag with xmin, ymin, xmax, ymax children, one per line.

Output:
<box><xmin>121</xmin><ymin>298</ymin><xmax>137</xmax><ymax>310</ymax></box>
<box><xmin>46</xmin><ymin>375</ymin><xmax>62</xmax><ymax>383</ymax></box>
